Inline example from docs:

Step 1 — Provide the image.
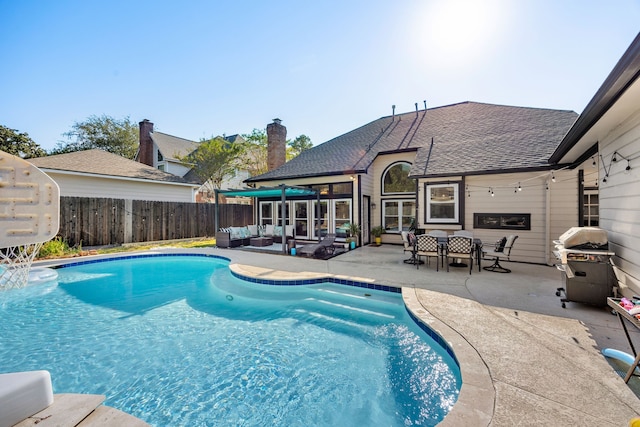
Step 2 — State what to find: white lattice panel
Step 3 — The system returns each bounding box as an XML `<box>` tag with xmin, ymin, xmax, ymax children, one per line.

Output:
<box><xmin>0</xmin><ymin>150</ymin><xmax>60</xmax><ymax>248</ymax></box>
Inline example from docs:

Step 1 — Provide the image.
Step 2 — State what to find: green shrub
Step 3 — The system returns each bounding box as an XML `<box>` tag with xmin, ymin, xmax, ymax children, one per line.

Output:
<box><xmin>37</xmin><ymin>237</ymin><xmax>70</xmax><ymax>258</ymax></box>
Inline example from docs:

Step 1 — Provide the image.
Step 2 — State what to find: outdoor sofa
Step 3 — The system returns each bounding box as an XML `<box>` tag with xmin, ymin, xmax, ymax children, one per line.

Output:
<box><xmin>215</xmin><ymin>224</ymin><xmax>294</xmax><ymax>248</ymax></box>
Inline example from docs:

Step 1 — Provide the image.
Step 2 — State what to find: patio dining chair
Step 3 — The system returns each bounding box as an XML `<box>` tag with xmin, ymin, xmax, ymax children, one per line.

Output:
<box><xmin>483</xmin><ymin>235</ymin><xmax>518</xmax><ymax>273</ymax></box>
<box><xmin>445</xmin><ymin>235</ymin><xmax>474</xmax><ymax>274</ymax></box>
<box><xmin>416</xmin><ymin>234</ymin><xmax>440</xmax><ymax>271</ymax></box>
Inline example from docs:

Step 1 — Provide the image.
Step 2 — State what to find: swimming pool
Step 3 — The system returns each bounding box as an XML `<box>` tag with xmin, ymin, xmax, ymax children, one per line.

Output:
<box><xmin>0</xmin><ymin>254</ymin><xmax>460</xmax><ymax>426</ymax></box>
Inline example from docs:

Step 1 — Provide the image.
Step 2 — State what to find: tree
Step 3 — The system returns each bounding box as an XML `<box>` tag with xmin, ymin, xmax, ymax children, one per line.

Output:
<box><xmin>0</xmin><ymin>125</ymin><xmax>46</xmax><ymax>158</ymax></box>
<box><xmin>52</xmin><ymin>115</ymin><xmax>138</xmax><ymax>159</ymax></box>
<box><xmin>181</xmin><ymin>136</ymin><xmax>245</xmax><ymax>193</ymax></box>
<box><xmin>241</xmin><ymin>128</ymin><xmax>269</xmax><ymax>177</ymax></box>
<box><xmin>241</xmin><ymin>129</ymin><xmax>313</xmax><ymax>175</ymax></box>
<box><xmin>287</xmin><ymin>134</ymin><xmax>312</xmax><ymax>160</ymax></box>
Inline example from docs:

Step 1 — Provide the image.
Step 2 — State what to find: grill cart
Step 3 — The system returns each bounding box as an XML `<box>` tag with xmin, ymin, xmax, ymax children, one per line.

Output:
<box><xmin>554</xmin><ymin>227</ymin><xmax>615</xmax><ymax>308</ymax></box>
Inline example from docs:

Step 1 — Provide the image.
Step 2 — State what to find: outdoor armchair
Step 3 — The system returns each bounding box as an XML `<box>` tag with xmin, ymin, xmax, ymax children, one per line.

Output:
<box><xmin>483</xmin><ymin>235</ymin><xmax>518</xmax><ymax>273</ymax></box>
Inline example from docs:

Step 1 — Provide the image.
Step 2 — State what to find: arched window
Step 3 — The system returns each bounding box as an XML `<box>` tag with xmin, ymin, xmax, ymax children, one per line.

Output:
<box><xmin>382</xmin><ymin>162</ymin><xmax>414</xmax><ymax>194</ymax></box>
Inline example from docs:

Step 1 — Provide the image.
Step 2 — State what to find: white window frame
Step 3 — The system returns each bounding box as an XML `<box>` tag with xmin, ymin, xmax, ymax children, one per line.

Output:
<box><xmin>382</xmin><ymin>199</ymin><xmax>415</xmax><ymax>233</ymax></box>
<box><xmin>293</xmin><ymin>200</ymin><xmax>309</xmax><ymax>239</ymax></box>
<box><xmin>259</xmin><ymin>201</ymin><xmax>273</xmax><ymax>226</ymax></box>
<box><xmin>312</xmin><ymin>200</ymin><xmax>329</xmax><ymax>238</ymax></box>
<box><xmin>426</xmin><ymin>183</ymin><xmax>459</xmax><ymax>223</ymax></box>
<box><xmin>333</xmin><ymin>199</ymin><xmax>352</xmax><ymax>237</ymax></box>
<box><xmin>276</xmin><ymin>201</ymin><xmax>290</xmax><ymax>226</ymax></box>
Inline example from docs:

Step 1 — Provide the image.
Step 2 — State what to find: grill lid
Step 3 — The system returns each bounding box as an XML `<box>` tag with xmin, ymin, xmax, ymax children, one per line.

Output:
<box><xmin>558</xmin><ymin>227</ymin><xmax>608</xmax><ymax>250</ymax></box>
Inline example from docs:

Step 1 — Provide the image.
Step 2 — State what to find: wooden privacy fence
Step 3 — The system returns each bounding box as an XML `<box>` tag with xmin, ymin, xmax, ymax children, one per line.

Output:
<box><xmin>58</xmin><ymin>197</ymin><xmax>253</xmax><ymax>247</ymax></box>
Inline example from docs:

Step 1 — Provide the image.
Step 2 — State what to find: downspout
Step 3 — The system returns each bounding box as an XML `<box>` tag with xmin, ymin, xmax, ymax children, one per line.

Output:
<box><xmin>281</xmin><ymin>185</ymin><xmax>287</xmax><ymax>254</ymax></box>
<box><xmin>545</xmin><ymin>177</ymin><xmax>551</xmax><ymax>265</ymax></box>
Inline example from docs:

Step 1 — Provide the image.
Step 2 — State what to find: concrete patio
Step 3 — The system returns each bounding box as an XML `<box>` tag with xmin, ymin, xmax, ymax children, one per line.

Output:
<box><xmin>207</xmin><ymin>243</ymin><xmax>640</xmax><ymax>426</ymax></box>
<box><xmin>35</xmin><ymin>243</ymin><xmax>640</xmax><ymax>426</ymax></box>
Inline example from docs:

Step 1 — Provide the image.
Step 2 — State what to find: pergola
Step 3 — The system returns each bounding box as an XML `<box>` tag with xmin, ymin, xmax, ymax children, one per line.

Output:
<box><xmin>214</xmin><ymin>184</ymin><xmax>320</xmax><ymax>254</ymax></box>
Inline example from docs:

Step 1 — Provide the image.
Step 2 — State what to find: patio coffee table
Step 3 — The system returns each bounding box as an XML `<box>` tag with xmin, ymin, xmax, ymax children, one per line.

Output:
<box><xmin>250</xmin><ymin>236</ymin><xmax>273</xmax><ymax>247</ymax></box>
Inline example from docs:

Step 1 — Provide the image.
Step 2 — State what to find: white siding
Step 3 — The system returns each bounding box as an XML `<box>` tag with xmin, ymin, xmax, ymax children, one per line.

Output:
<box><xmin>44</xmin><ymin>172</ymin><xmax>196</xmax><ymax>202</ymax></box>
<box><xmin>598</xmin><ymin>111</ymin><xmax>640</xmax><ymax>295</ymax></box>
<box><xmin>417</xmin><ymin>170</ymin><xmax>581</xmax><ymax>265</ymax></box>
<box><xmin>163</xmin><ymin>160</ymin><xmax>192</xmax><ymax>178</ymax></box>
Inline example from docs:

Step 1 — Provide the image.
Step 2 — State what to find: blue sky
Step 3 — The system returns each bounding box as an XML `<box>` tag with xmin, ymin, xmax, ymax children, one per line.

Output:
<box><xmin>1</xmin><ymin>0</ymin><xmax>639</xmax><ymax>152</ymax></box>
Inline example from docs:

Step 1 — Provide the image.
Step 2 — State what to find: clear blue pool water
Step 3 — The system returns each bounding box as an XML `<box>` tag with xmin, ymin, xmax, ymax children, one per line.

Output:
<box><xmin>0</xmin><ymin>255</ymin><xmax>460</xmax><ymax>426</ymax></box>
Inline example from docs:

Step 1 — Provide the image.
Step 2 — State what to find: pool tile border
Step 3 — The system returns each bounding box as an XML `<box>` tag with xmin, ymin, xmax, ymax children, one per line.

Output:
<box><xmin>54</xmin><ymin>253</ymin><xmax>230</xmax><ymax>269</ymax></box>
<box><xmin>229</xmin><ymin>269</ymin><xmax>401</xmax><ymax>293</ymax></box>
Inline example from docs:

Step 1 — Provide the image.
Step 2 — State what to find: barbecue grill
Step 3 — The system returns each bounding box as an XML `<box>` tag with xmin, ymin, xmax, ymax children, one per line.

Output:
<box><xmin>554</xmin><ymin>227</ymin><xmax>615</xmax><ymax>308</ymax></box>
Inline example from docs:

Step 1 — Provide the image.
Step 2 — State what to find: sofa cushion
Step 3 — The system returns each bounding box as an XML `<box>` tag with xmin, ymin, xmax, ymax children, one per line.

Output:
<box><xmin>229</xmin><ymin>227</ymin><xmax>242</xmax><ymax>239</ymax></box>
<box><xmin>265</xmin><ymin>224</ymin><xmax>275</xmax><ymax>236</ymax></box>
<box><xmin>247</xmin><ymin>224</ymin><xmax>258</xmax><ymax>236</ymax></box>
<box><xmin>273</xmin><ymin>226</ymin><xmax>282</xmax><ymax>236</ymax></box>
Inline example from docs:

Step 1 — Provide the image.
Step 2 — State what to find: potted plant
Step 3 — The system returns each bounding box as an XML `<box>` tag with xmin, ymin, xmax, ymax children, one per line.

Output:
<box><xmin>346</xmin><ymin>223</ymin><xmax>361</xmax><ymax>249</ymax></box>
<box><xmin>371</xmin><ymin>226</ymin><xmax>385</xmax><ymax>245</ymax></box>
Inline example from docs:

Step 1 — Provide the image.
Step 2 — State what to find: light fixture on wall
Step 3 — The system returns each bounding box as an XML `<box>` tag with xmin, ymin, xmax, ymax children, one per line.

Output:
<box><xmin>371</xmin><ymin>203</ymin><xmax>377</xmax><ymax>209</ymax></box>
<box><xmin>350</xmin><ymin>175</ymin><xmax>356</xmax><ymax>181</ymax></box>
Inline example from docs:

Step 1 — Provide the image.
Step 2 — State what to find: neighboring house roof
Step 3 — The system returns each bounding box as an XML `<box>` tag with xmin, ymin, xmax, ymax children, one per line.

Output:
<box><xmin>152</xmin><ymin>132</ymin><xmax>246</xmax><ymax>162</ymax></box>
<box><xmin>246</xmin><ymin>101</ymin><xmax>577</xmax><ymax>183</ymax></box>
<box><xmin>30</xmin><ymin>149</ymin><xmax>198</xmax><ymax>185</ymax></box>
<box><xmin>151</xmin><ymin>131</ymin><xmax>200</xmax><ymax>161</ymax></box>
<box><xmin>550</xmin><ymin>32</ymin><xmax>640</xmax><ymax>164</ymax></box>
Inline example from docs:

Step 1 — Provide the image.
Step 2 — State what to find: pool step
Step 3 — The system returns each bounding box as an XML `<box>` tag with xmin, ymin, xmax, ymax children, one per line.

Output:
<box><xmin>13</xmin><ymin>393</ymin><xmax>149</xmax><ymax>427</ymax></box>
<box><xmin>304</xmin><ymin>298</ymin><xmax>397</xmax><ymax>319</ymax></box>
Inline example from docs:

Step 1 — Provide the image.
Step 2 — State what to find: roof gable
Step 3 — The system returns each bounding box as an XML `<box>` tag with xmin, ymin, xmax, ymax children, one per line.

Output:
<box><xmin>29</xmin><ymin>149</ymin><xmax>197</xmax><ymax>185</ymax></box>
<box><xmin>151</xmin><ymin>132</ymin><xmax>200</xmax><ymax>161</ymax></box>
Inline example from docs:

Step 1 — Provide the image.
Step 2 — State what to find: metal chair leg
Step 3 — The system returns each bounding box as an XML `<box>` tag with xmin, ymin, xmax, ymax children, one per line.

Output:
<box><xmin>482</xmin><ymin>257</ymin><xmax>511</xmax><ymax>273</ymax></box>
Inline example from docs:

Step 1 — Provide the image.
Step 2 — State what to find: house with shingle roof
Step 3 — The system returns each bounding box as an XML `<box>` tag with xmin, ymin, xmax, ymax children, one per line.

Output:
<box><xmin>30</xmin><ymin>149</ymin><xmax>200</xmax><ymax>202</ymax></box>
<box><xmin>136</xmin><ymin>120</ymin><xmax>250</xmax><ymax>202</ymax></box>
<box><xmin>550</xmin><ymin>32</ymin><xmax>640</xmax><ymax>296</ymax></box>
<box><xmin>246</xmin><ymin>101</ymin><xmax>591</xmax><ymax>265</ymax></box>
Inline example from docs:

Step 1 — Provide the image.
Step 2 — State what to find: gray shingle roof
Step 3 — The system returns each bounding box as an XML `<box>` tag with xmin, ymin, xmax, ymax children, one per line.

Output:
<box><xmin>246</xmin><ymin>102</ymin><xmax>578</xmax><ymax>182</ymax></box>
<box><xmin>151</xmin><ymin>132</ymin><xmax>200</xmax><ymax>161</ymax></box>
<box><xmin>29</xmin><ymin>149</ymin><xmax>197</xmax><ymax>185</ymax></box>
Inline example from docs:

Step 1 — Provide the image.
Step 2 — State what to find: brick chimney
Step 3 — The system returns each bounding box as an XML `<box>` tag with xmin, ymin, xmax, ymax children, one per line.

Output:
<box><xmin>266</xmin><ymin>118</ymin><xmax>286</xmax><ymax>171</ymax></box>
<box><xmin>138</xmin><ymin>119</ymin><xmax>154</xmax><ymax>167</ymax></box>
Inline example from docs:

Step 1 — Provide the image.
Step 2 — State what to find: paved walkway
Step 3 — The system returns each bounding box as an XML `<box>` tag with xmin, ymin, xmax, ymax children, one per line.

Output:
<box><xmin>38</xmin><ymin>244</ymin><xmax>640</xmax><ymax>426</ymax></box>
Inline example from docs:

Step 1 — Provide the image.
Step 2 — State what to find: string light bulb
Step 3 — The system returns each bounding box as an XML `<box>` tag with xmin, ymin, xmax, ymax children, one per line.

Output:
<box><xmin>627</xmin><ymin>160</ymin><xmax>631</xmax><ymax>171</ymax></box>
<box><xmin>551</xmin><ymin>172</ymin><xmax>556</xmax><ymax>183</ymax></box>
<box><xmin>592</xmin><ymin>156</ymin><xmax>596</xmax><ymax>167</ymax></box>
<box><xmin>518</xmin><ymin>182</ymin><xmax>522</xmax><ymax>191</ymax></box>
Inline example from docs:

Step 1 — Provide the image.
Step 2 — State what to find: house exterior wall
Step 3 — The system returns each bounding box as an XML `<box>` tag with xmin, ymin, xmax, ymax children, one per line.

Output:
<box><xmin>598</xmin><ymin>110</ymin><xmax>640</xmax><ymax>296</ymax></box>
<box><xmin>42</xmin><ymin>171</ymin><xmax>196</xmax><ymax>203</ymax></box>
<box><xmin>160</xmin><ymin>159</ymin><xmax>192</xmax><ymax>178</ymax></box>
<box><xmin>414</xmin><ymin>169</ymin><xmax>580</xmax><ymax>265</ymax></box>
<box><xmin>371</xmin><ymin>152</ymin><xmax>418</xmax><ymax>244</ymax></box>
